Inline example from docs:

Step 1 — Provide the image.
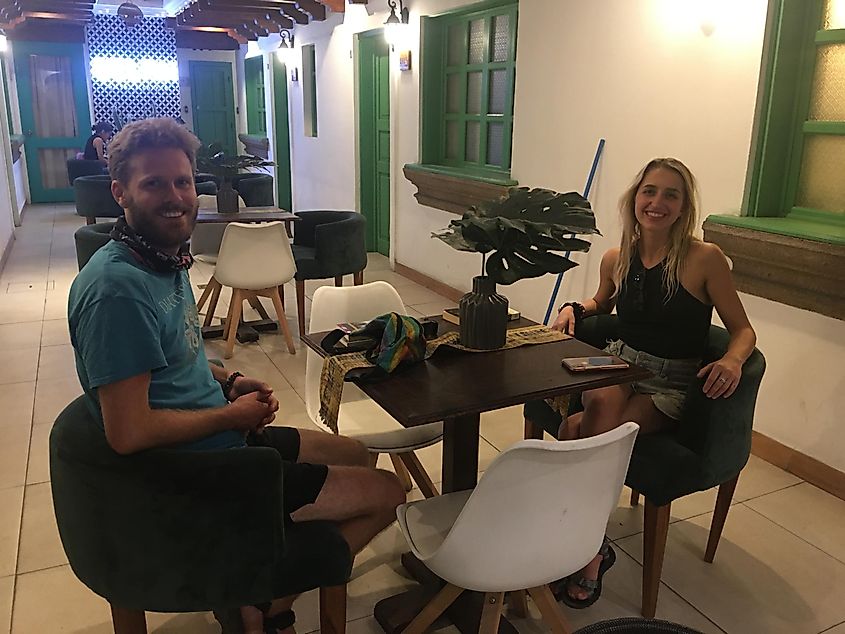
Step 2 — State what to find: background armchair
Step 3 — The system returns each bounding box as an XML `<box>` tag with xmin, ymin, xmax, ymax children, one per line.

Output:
<box><xmin>73</xmin><ymin>222</ymin><xmax>113</xmax><ymax>270</ymax></box>
<box><xmin>50</xmin><ymin>396</ymin><xmax>352</xmax><ymax>633</ymax></box>
<box><xmin>73</xmin><ymin>175</ymin><xmax>123</xmax><ymax>225</ymax></box>
<box><xmin>66</xmin><ymin>158</ymin><xmax>106</xmax><ymax>184</ymax></box>
<box><xmin>524</xmin><ymin>314</ymin><xmax>766</xmax><ymax>618</ymax></box>
<box><xmin>292</xmin><ymin>210</ymin><xmax>367</xmax><ymax>336</ymax></box>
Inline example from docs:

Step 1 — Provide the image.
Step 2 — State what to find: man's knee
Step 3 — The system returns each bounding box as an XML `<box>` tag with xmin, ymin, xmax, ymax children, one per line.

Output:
<box><xmin>298</xmin><ymin>429</ymin><xmax>369</xmax><ymax>467</ymax></box>
<box><xmin>374</xmin><ymin>468</ymin><xmax>406</xmax><ymax>514</ymax></box>
<box><xmin>582</xmin><ymin>386</ymin><xmax>624</xmax><ymax>411</ymax></box>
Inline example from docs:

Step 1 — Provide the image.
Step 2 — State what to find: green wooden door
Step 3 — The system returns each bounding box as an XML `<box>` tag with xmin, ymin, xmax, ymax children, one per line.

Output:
<box><xmin>13</xmin><ymin>41</ymin><xmax>91</xmax><ymax>203</ymax></box>
<box><xmin>272</xmin><ymin>56</ymin><xmax>292</xmax><ymax>211</ymax></box>
<box><xmin>189</xmin><ymin>61</ymin><xmax>236</xmax><ymax>155</ymax></box>
<box><xmin>358</xmin><ymin>32</ymin><xmax>390</xmax><ymax>256</ymax></box>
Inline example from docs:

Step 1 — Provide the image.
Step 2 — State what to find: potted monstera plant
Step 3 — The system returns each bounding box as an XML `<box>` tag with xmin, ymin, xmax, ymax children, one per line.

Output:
<box><xmin>433</xmin><ymin>187</ymin><xmax>599</xmax><ymax>349</ymax></box>
<box><xmin>196</xmin><ymin>143</ymin><xmax>274</xmax><ymax>213</ymax></box>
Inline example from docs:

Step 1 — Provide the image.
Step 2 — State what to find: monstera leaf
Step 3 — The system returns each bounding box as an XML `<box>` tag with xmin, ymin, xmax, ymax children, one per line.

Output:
<box><xmin>196</xmin><ymin>143</ymin><xmax>274</xmax><ymax>180</ymax></box>
<box><xmin>432</xmin><ymin>187</ymin><xmax>600</xmax><ymax>285</ymax></box>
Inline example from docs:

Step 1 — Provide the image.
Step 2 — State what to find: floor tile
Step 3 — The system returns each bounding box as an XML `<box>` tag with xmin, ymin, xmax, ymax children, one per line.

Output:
<box><xmin>0</xmin><ymin>349</ymin><xmax>39</xmax><ymax>385</ymax></box>
<box><xmin>35</xmin><ymin>344</ymin><xmax>76</xmax><ymax>381</ymax></box>
<box><xmin>12</xmin><ymin>565</ymin><xmax>112</xmax><ymax>633</ymax></box>
<box><xmin>17</xmin><ymin>482</ymin><xmax>67</xmax><ymax>574</ymax></box>
<box><xmin>0</xmin><ymin>487</ymin><xmax>24</xmax><ymax>577</ymax></box>
<box><xmin>396</xmin><ymin>284</ymin><xmax>446</xmax><ymax>307</ymax></box>
<box><xmin>0</xmin><ymin>382</ymin><xmax>35</xmax><ymax>431</ymax></box>
<box><xmin>0</xmin><ymin>422</ymin><xmax>30</xmax><ymax>490</ymax></box>
<box><xmin>361</xmin><ymin>269</ymin><xmax>418</xmax><ymax>288</ymax></box>
<box><xmin>822</xmin><ymin>622</ymin><xmax>845</xmax><ymax>634</ymax></box>
<box><xmin>33</xmin><ymin>376</ymin><xmax>82</xmax><ymax>426</ymax></box>
<box><xmin>615</xmin><ymin>504</ymin><xmax>845</xmax><ymax>634</ymax></box>
<box><xmin>39</xmin><ymin>319</ymin><xmax>70</xmax><ymax>347</ymax></box>
<box><xmin>411</xmin><ymin>299</ymin><xmax>456</xmax><ymax>318</ymax></box>
<box><xmin>733</xmin><ymin>454</ymin><xmax>803</xmax><ymax>502</ymax></box>
<box><xmin>0</xmin><ymin>322</ymin><xmax>42</xmax><ymax>351</ymax></box>
<box><xmin>0</xmin><ymin>575</ymin><xmax>12</xmax><ymax>634</ymax></box>
<box><xmin>25</xmin><ymin>424</ymin><xmax>51</xmax><ymax>485</ymax></box>
<box><xmin>145</xmin><ymin>611</ymin><xmax>220</xmax><ymax>632</ymax></box>
<box><xmin>745</xmin><ymin>482</ymin><xmax>845</xmax><ymax>564</ymax></box>
<box><xmin>478</xmin><ymin>404</ymin><xmax>529</xmax><ymax>452</ymax></box>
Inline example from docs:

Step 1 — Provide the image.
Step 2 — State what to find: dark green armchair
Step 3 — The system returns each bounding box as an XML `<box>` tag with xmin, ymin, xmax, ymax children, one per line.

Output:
<box><xmin>292</xmin><ymin>211</ymin><xmax>367</xmax><ymax>336</ymax></box>
<box><xmin>73</xmin><ymin>175</ymin><xmax>124</xmax><ymax>225</ymax></box>
<box><xmin>524</xmin><ymin>314</ymin><xmax>765</xmax><ymax>618</ymax></box>
<box><xmin>50</xmin><ymin>396</ymin><xmax>352</xmax><ymax>633</ymax></box>
<box><xmin>73</xmin><ymin>222</ymin><xmax>114</xmax><ymax>270</ymax></box>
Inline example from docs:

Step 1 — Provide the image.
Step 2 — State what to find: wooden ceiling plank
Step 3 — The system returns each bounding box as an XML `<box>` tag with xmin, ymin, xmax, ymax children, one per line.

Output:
<box><xmin>280</xmin><ymin>4</ymin><xmax>307</xmax><ymax>24</ymax></box>
<box><xmin>321</xmin><ymin>0</ymin><xmax>344</xmax><ymax>12</ymax></box>
<box><xmin>294</xmin><ymin>0</ymin><xmax>325</xmax><ymax>21</ymax></box>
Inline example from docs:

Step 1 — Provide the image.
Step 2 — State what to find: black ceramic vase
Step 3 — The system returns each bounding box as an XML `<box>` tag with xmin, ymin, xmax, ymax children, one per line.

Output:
<box><xmin>459</xmin><ymin>275</ymin><xmax>508</xmax><ymax>350</ymax></box>
<box><xmin>216</xmin><ymin>179</ymin><xmax>239</xmax><ymax>213</ymax></box>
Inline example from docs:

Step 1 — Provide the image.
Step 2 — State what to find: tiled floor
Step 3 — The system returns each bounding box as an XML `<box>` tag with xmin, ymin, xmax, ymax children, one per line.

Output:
<box><xmin>1</xmin><ymin>204</ymin><xmax>844</xmax><ymax>633</ymax></box>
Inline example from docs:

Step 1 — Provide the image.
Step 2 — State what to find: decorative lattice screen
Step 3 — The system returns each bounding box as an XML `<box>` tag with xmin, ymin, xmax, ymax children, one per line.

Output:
<box><xmin>86</xmin><ymin>14</ymin><xmax>180</xmax><ymax>129</ymax></box>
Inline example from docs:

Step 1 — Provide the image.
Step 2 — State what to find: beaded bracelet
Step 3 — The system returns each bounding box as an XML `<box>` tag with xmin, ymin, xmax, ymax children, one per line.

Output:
<box><xmin>222</xmin><ymin>371</ymin><xmax>244</xmax><ymax>401</ymax></box>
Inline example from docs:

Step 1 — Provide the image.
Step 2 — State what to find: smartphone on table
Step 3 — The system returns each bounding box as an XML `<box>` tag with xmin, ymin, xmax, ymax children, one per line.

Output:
<box><xmin>562</xmin><ymin>356</ymin><xmax>629</xmax><ymax>372</ymax></box>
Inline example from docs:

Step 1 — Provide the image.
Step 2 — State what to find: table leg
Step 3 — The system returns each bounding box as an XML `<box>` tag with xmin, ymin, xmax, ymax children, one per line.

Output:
<box><xmin>442</xmin><ymin>414</ymin><xmax>480</xmax><ymax>493</ymax></box>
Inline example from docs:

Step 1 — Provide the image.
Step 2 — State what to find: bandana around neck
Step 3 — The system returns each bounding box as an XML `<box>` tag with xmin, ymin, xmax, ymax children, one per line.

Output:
<box><xmin>109</xmin><ymin>216</ymin><xmax>194</xmax><ymax>273</ymax></box>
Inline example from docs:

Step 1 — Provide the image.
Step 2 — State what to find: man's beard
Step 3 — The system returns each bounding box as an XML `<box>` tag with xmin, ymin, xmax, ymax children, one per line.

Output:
<box><xmin>124</xmin><ymin>198</ymin><xmax>199</xmax><ymax>252</ymax></box>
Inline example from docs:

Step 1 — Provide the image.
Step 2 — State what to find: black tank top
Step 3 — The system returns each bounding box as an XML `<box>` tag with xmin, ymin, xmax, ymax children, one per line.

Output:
<box><xmin>83</xmin><ymin>134</ymin><xmax>102</xmax><ymax>161</ymax></box>
<box><xmin>616</xmin><ymin>253</ymin><xmax>713</xmax><ymax>359</ymax></box>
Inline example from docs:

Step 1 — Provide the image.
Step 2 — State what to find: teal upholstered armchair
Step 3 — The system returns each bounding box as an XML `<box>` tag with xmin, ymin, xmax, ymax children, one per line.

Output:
<box><xmin>50</xmin><ymin>396</ymin><xmax>352</xmax><ymax>634</ymax></box>
<box><xmin>524</xmin><ymin>314</ymin><xmax>766</xmax><ymax>618</ymax></box>
<box><xmin>73</xmin><ymin>222</ymin><xmax>113</xmax><ymax>270</ymax></box>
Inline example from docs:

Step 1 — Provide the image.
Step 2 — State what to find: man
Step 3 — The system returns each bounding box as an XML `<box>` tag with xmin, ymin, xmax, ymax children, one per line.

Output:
<box><xmin>68</xmin><ymin>118</ymin><xmax>405</xmax><ymax>633</ymax></box>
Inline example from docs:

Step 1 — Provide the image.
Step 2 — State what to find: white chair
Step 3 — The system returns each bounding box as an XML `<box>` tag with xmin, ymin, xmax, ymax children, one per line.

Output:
<box><xmin>397</xmin><ymin>422</ymin><xmax>640</xmax><ymax>634</ymax></box>
<box><xmin>190</xmin><ymin>194</ymin><xmax>247</xmax><ymax>264</ymax></box>
<box><xmin>197</xmin><ymin>221</ymin><xmax>296</xmax><ymax>359</ymax></box>
<box><xmin>306</xmin><ymin>281</ymin><xmax>443</xmax><ymax>497</ymax></box>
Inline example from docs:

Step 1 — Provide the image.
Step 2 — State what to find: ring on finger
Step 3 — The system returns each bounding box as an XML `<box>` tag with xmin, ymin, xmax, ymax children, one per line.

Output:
<box><xmin>718</xmin><ymin>377</ymin><xmax>727</xmax><ymax>383</ymax></box>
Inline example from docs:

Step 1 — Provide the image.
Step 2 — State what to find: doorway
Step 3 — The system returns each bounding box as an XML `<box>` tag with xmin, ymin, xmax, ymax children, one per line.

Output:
<box><xmin>13</xmin><ymin>40</ymin><xmax>91</xmax><ymax>203</ymax></box>
<box><xmin>357</xmin><ymin>31</ymin><xmax>390</xmax><ymax>256</ymax></box>
<box><xmin>272</xmin><ymin>55</ymin><xmax>292</xmax><ymax>211</ymax></box>
<box><xmin>189</xmin><ymin>60</ymin><xmax>236</xmax><ymax>155</ymax></box>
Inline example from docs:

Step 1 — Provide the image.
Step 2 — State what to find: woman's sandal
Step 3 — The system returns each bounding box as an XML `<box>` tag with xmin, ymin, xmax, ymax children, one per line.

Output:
<box><xmin>552</xmin><ymin>539</ymin><xmax>617</xmax><ymax>609</ymax></box>
<box><xmin>213</xmin><ymin>604</ymin><xmax>296</xmax><ymax>634</ymax></box>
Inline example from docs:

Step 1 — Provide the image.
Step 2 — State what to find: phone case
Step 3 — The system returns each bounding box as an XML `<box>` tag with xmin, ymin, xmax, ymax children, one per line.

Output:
<box><xmin>562</xmin><ymin>356</ymin><xmax>629</xmax><ymax>371</ymax></box>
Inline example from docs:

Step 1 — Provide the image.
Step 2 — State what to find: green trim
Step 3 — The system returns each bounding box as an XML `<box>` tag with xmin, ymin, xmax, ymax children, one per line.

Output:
<box><xmin>707</xmin><ymin>213</ymin><xmax>845</xmax><ymax>245</ymax></box>
<box><xmin>1</xmin><ymin>59</ymin><xmax>12</xmax><ymax>136</ymax></box>
<box><xmin>430</xmin><ymin>0</ymin><xmax>516</xmax><ymax>19</ymax></box>
<box><xmin>272</xmin><ymin>56</ymin><xmax>292</xmax><ymax>210</ymax></box>
<box><xmin>302</xmin><ymin>44</ymin><xmax>318</xmax><ymax>137</ymax></box>
<box><xmin>802</xmin><ymin>120</ymin><xmax>845</xmax><ymax>134</ymax></box>
<box><xmin>244</xmin><ymin>56</ymin><xmax>266</xmax><ymax>135</ymax></box>
<box><xmin>814</xmin><ymin>28</ymin><xmax>845</xmax><ymax>43</ymax></box>
<box><xmin>789</xmin><ymin>207</ymin><xmax>845</xmax><ymax>225</ymax></box>
<box><xmin>405</xmin><ymin>162</ymin><xmax>518</xmax><ymax>186</ymax></box>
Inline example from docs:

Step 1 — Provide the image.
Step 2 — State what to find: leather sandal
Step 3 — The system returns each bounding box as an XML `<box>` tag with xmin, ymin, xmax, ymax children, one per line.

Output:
<box><xmin>553</xmin><ymin>538</ymin><xmax>616</xmax><ymax>609</ymax></box>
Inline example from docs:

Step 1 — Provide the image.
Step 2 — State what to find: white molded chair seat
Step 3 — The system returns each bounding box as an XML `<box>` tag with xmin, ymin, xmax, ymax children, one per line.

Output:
<box><xmin>397</xmin><ymin>423</ymin><xmax>639</xmax><ymax>634</ymax></box>
<box><xmin>307</xmin><ymin>281</ymin><xmax>443</xmax><ymax>496</ymax></box>
<box><xmin>191</xmin><ymin>194</ymin><xmax>247</xmax><ymax>264</ymax></box>
<box><xmin>197</xmin><ymin>221</ymin><xmax>297</xmax><ymax>359</ymax></box>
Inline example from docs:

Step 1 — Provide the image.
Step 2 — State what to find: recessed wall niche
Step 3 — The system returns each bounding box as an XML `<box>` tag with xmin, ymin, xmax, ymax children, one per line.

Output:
<box><xmin>86</xmin><ymin>14</ymin><xmax>180</xmax><ymax>128</ymax></box>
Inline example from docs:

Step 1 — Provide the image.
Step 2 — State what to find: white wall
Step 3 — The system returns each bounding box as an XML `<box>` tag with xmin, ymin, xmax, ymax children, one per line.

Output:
<box><xmin>282</xmin><ymin>0</ymin><xmax>845</xmax><ymax>472</ymax></box>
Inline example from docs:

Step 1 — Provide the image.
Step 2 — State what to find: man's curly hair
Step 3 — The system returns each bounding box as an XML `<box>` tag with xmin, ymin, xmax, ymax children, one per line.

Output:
<box><xmin>108</xmin><ymin>117</ymin><xmax>201</xmax><ymax>184</ymax></box>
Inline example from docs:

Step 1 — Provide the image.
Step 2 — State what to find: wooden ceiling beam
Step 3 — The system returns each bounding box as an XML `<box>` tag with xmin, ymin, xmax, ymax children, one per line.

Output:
<box><xmin>23</xmin><ymin>10</ymin><xmax>92</xmax><ymax>21</ymax></box>
<box><xmin>320</xmin><ymin>0</ymin><xmax>344</xmax><ymax>12</ymax></box>
<box><xmin>294</xmin><ymin>0</ymin><xmax>324</xmax><ymax>21</ymax></box>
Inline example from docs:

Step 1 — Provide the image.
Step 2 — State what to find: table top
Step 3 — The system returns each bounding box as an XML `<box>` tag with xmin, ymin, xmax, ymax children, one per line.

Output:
<box><xmin>303</xmin><ymin>316</ymin><xmax>651</xmax><ymax>426</ymax></box>
<box><xmin>196</xmin><ymin>207</ymin><xmax>298</xmax><ymax>224</ymax></box>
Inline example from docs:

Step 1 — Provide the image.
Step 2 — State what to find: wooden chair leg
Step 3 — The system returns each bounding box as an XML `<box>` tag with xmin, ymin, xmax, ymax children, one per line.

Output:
<box><xmin>403</xmin><ymin>583</ymin><xmax>464</xmax><ymax>634</ymax></box>
<box><xmin>247</xmin><ymin>292</ymin><xmax>271</xmax><ymax>320</ymax></box>
<box><xmin>86</xmin><ymin>216</ymin><xmax>95</xmax><ymax>225</ymax></box>
<box><xmin>368</xmin><ymin>452</ymin><xmax>379</xmax><ymax>469</ymax></box>
<box><xmin>267</xmin><ymin>287</ymin><xmax>296</xmax><ymax>354</ymax></box>
<box><xmin>334</xmin><ymin>275</ymin><xmax>344</xmax><ymax>286</ymax></box>
<box><xmin>203</xmin><ymin>278</ymin><xmax>223</xmax><ymax>327</ymax></box>
<box><xmin>526</xmin><ymin>585</ymin><xmax>572</xmax><ymax>634</ymax></box>
<box><xmin>110</xmin><ymin>604</ymin><xmax>147</xmax><ymax>634</ymax></box>
<box><xmin>389</xmin><ymin>453</ymin><xmax>414</xmax><ymax>492</ymax></box>
<box><xmin>524</xmin><ymin>416</ymin><xmax>544</xmax><ymax>440</ymax></box>
<box><xmin>225</xmin><ymin>289</ymin><xmax>243</xmax><ymax>359</ymax></box>
<box><xmin>295</xmin><ymin>279</ymin><xmax>306</xmax><ymax>337</ymax></box>
<box><xmin>195</xmin><ymin>276</ymin><xmax>216</xmax><ymax>314</ymax></box>
<box><xmin>479</xmin><ymin>592</ymin><xmax>505</xmax><ymax>634</ymax></box>
<box><xmin>399</xmin><ymin>451</ymin><xmax>439</xmax><ymax>498</ymax></box>
<box><xmin>630</xmin><ymin>488</ymin><xmax>641</xmax><ymax>506</ymax></box>
<box><xmin>705</xmin><ymin>474</ymin><xmax>740</xmax><ymax>563</ymax></box>
<box><xmin>319</xmin><ymin>584</ymin><xmax>347</xmax><ymax>634</ymax></box>
<box><xmin>507</xmin><ymin>590</ymin><xmax>529</xmax><ymax>619</ymax></box>
<box><xmin>222</xmin><ymin>291</ymin><xmax>236</xmax><ymax>341</ymax></box>
<box><xmin>353</xmin><ymin>270</ymin><xmax>364</xmax><ymax>285</ymax></box>
<box><xmin>642</xmin><ymin>499</ymin><xmax>671</xmax><ymax>618</ymax></box>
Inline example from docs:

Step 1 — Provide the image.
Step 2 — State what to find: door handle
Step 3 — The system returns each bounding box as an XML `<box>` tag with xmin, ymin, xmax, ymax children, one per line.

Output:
<box><xmin>24</xmin><ymin>129</ymin><xmax>32</xmax><ymax>137</ymax></box>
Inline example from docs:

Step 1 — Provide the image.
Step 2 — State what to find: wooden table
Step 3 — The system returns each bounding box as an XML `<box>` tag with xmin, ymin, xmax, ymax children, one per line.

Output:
<box><xmin>303</xmin><ymin>317</ymin><xmax>650</xmax><ymax>633</ymax></box>
<box><xmin>196</xmin><ymin>207</ymin><xmax>298</xmax><ymax>342</ymax></box>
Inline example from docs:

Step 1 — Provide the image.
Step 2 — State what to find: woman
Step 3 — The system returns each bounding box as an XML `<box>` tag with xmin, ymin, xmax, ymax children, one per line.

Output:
<box><xmin>549</xmin><ymin>157</ymin><xmax>756</xmax><ymax>608</ymax></box>
<box><xmin>83</xmin><ymin>121</ymin><xmax>114</xmax><ymax>163</ymax></box>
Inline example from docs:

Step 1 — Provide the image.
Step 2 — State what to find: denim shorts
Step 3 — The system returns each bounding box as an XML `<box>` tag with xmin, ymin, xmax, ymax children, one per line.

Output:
<box><xmin>605</xmin><ymin>340</ymin><xmax>701</xmax><ymax>420</ymax></box>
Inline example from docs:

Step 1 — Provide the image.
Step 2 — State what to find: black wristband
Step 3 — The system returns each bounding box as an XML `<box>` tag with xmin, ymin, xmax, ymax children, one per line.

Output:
<box><xmin>558</xmin><ymin>302</ymin><xmax>586</xmax><ymax>321</ymax></box>
<box><xmin>222</xmin><ymin>371</ymin><xmax>243</xmax><ymax>401</ymax></box>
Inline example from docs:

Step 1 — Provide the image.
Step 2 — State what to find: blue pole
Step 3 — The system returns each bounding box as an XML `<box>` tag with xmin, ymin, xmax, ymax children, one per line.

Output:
<box><xmin>543</xmin><ymin>138</ymin><xmax>606</xmax><ymax>325</ymax></box>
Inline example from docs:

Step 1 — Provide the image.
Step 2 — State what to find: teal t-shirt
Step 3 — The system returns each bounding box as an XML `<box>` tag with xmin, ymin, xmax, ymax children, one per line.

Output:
<box><xmin>68</xmin><ymin>241</ymin><xmax>244</xmax><ymax>450</ymax></box>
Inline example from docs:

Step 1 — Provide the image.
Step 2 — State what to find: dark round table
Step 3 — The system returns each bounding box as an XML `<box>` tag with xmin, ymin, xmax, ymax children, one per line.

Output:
<box><xmin>574</xmin><ymin>618</ymin><xmax>703</xmax><ymax>634</ymax></box>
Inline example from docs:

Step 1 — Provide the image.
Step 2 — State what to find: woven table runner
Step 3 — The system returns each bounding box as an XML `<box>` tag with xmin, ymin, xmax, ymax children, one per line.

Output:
<box><xmin>319</xmin><ymin>325</ymin><xmax>571</xmax><ymax>433</ymax></box>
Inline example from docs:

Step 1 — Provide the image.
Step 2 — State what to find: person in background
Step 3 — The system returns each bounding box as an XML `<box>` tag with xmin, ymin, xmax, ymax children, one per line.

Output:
<box><xmin>543</xmin><ymin>157</ymin><xmax>756</xmax><ymax>609</ymax></box>
<box><xmin>83</xmin><ymin>121</ymin><xmax>114</xmax><ymax>162</ymax></box>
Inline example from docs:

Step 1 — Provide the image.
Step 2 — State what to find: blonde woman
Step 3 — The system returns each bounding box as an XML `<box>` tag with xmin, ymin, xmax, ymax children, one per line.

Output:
<box><xmin>548</xmin><ymin>157</ymin><xmax>756</xmax><ymax>608</ymax></box>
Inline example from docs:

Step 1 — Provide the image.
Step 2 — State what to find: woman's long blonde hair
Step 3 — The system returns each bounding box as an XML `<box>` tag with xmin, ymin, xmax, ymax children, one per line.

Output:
<box><xmin>614</xmin><ymin>157</ymin><xmax>700</xmax><ymax>300</ymax></box>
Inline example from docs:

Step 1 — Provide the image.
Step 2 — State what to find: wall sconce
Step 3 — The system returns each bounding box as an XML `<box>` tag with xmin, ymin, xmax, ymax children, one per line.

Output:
<box><xmin>276</xmin><ymin>29</ymin><xmax>295</xmax><ymax>64</ymax></box>
<box><xmin>383</xmin><ymin>0</ymin><xmax>410</xmax><ymax>50</ymax></box>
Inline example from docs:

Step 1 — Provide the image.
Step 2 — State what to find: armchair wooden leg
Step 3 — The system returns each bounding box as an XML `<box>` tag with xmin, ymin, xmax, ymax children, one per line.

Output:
<box><xmin>225</xmin><ymin>289</ymin><xmax>243</xmax><ymax>359</ymax></box>
<box><xmin>203</xmin><ymin>278</ymin><xmax>223</xmax><ymax>327</ymax></box>
<box><xmin>403</xmin><ymin>583</ymin><xmax>463</xmax><ymax>634</ymax></box>
<box><xmin>704</xmin><ymin>474</ymin><xmax>740</xmax><ymax>563</ymax></box>
<box><xmin>110</xmin><ymin>604</ymin><xmax>147</xmax><ymax>634</ymax></box>
<box><xmin>642</xmin><ymin>499</ymin><xmax>671</xmax><ymax>618</ymax></box>
<box><xmin>86</xmin><ymin>216</ymin><xmax>95</xmax><ymax>225</ymax></box>
<box><xmin>389</xmin><ymin>453</ymin><xmax>414</xmax><ymax>492</ymax></box>
<box><xmin>353</xmin><ymin>270</ymin><xmax>363</xmax><ymax>285</ymax></box>
<box><xmin>399</xmin><ymin>451</ymin><xmax>439</xmax><ymax>498</ymax></box>
<box><xmin>630</xmin><ymin>488</ymin><xmax>641</xmax><ymax>506</ymax></box>
<box><xmin>196</xmin><ymin>275</ymin><xmax>216</xmax><ymax>314</ymax></box>
<box><xmin>526</xmin><ymin>585</ymin><xmax>572</xmax><ymax>634</ymax></box>
<box><xmin>247</xmin><ymin>293</ymin><xmax>271</xmax><ymax>320</ymax></box>
<box><xmin>368</xmin><ymin>451</ymin><xmax>379</xmax><ymax>468</ymax></box>
<box><xmin>266</xmin><ymin>286</ymin><xmax>296</xmax><ymax>354</ymax></box>
<box><xmin>319</xmin><ymin>584</ymin><xmax>347</xmax><ymax>634</ymax></box>
<box><xmin>524</xmin><ymin>417</ymin><xmax>543</xmax><ymax>440</ymax></box>
<box><xmin>334</xmin><ymin>275</ymin><xmax>343</xmax><ymax>286</ymax></box>
<box><xmin>479</xmin><ymin>592</ymin><xmax>505</xmax><ymax>634</ymax></box>
<box><xmin>295</xmin><ymin>280</ymin><xmax>306</xmax><ymax>337</ymax></box>
<box><xmin>507</xmin><ymin>590</ymin><xmax>529</xmax><ymax>618</ymax></box>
